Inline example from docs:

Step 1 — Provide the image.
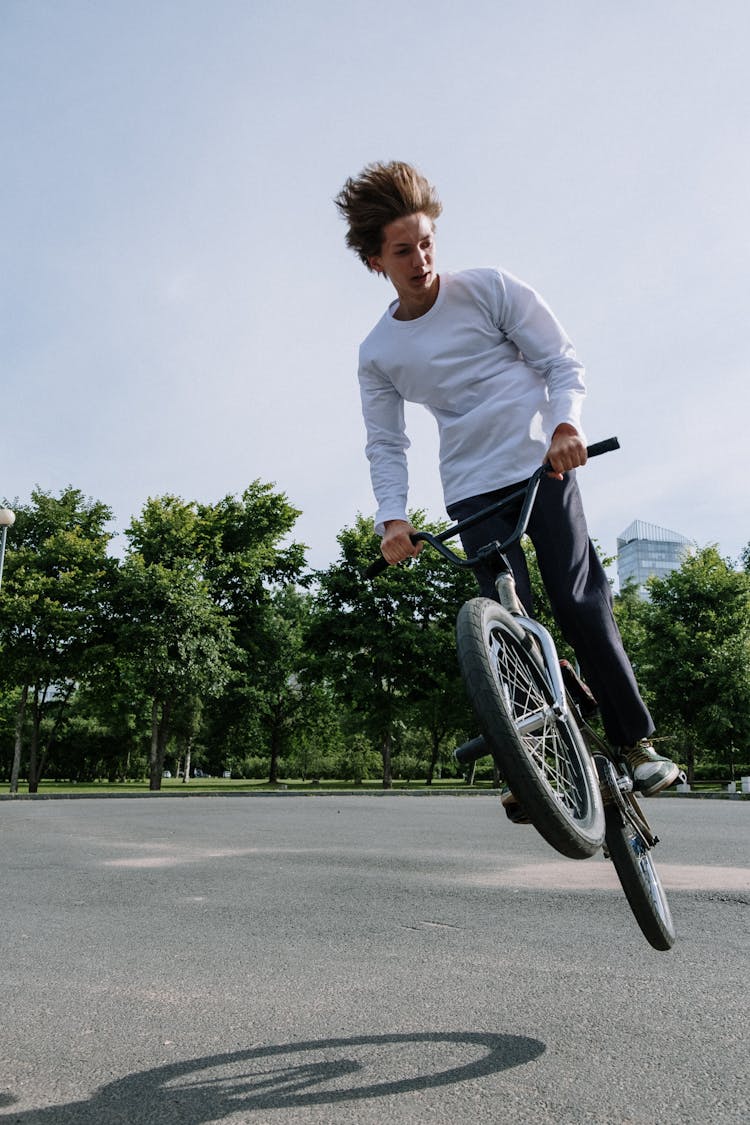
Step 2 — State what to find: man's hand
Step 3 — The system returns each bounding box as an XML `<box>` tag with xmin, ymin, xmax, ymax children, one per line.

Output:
<box><xmin>380</xmin><ymin>519</ymin><xmax>423</xmax><ymax>565</ymax></box>
<box><xmin>545</xmin><ymin>423</ymin><xmax>587</xmax><ymax>480</ymax></box>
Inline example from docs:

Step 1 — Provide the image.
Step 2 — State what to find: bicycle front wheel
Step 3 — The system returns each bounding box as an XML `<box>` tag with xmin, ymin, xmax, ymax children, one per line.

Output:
<box><xmin>456</xmin><ymin>597</ymin><xmax>604</xmax><ymax>859</ymax></box>
<box><xmin>604</xmin><ymin>800</ymin><xmax>675</xmax><ymax>950</ymax></box>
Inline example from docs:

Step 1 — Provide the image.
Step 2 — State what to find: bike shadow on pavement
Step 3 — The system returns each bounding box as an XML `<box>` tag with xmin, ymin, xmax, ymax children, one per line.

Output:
<box><xmin>0</xmin><ymin>1030</ymin><xmax>546</xmax><ymax>1123</ymax></box>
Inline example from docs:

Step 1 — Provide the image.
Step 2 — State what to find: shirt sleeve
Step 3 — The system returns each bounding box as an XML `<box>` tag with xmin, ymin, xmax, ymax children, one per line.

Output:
<box><xmin>493</xmin><ymin>270</ymin><xmax>587</xmax><ymax>438</ymax></box>
<box><xmin>358</xmin><ymin>354</ymin><xmax>411</xmax><ymax>536</ymax></box>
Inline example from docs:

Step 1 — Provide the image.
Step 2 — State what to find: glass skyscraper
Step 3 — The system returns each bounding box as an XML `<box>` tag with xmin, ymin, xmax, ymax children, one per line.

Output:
<box><xmin>616</xmin><ymin>519</ymin><xmax>693</xmax><ymax>594</ymax></box>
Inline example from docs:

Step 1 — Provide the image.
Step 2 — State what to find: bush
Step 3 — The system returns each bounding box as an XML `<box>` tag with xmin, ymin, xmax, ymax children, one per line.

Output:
<box><xmin>691</xmin><ymin>760</ymin><xmax>750</xmax><ymax>783</ymax></box>
<box><xmin>337</xmin><ymin>736</ymin><xmax>379</xmax><ymax>785</ymax></box>
<box><xmin>233</xmin><ymin>754</ymin><xmax>269</xmax><ymax>780</ymax></box>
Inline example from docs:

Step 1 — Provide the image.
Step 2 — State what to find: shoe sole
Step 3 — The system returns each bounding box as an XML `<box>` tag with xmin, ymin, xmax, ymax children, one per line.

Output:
<box><xmin>635</xmin><ymin>762</ymin><xmax>681</xmax><ymax>797</ymax></box>
<box><xmin>501</xmin><ymin>796</ymin><xmax>531</xmax><ymax>825</ymax></box>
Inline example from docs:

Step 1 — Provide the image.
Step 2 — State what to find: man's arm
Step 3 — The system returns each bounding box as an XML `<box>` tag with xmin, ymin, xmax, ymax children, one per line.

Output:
<box><xmin>358</xmin><ymin>358</ymin><xmax>411</xmax><ymax>536</ymax></box>
<box><xmin>494</xmin><ymin>271</ymin><xmax>587</xmax><ymax>442</ymax></box>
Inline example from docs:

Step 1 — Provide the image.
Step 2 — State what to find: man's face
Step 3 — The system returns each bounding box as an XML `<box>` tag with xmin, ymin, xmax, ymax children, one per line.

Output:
<box><xmin>368</xmin><ymin>212</ymin><xmax>437</xmax><ymax>302</ymax></box>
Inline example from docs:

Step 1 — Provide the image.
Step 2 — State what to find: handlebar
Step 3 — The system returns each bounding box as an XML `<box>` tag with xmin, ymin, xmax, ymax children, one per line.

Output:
<box><xmin>365</xmin><ymin>437</ymin><xmax>620</xmax><ymax>579</ymax></box>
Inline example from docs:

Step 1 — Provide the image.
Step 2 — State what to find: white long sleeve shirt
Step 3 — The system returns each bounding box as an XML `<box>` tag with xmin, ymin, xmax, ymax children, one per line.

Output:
<box><xmin>358</xmin><ymin>268</ymin><xmax>587</xmax><ymax>534</ymax></box>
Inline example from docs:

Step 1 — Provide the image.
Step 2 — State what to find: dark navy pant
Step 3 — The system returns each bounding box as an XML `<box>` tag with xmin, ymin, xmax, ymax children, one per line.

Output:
<box><xmin>446</xmin><ymin>472</ymin><xmax>654</xmax><ymax>747</ymax></box>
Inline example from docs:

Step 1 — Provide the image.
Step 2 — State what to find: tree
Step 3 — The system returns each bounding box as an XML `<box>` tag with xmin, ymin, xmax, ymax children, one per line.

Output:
<box><xmin>636</xmin><ymin>547</ymin><xmax>750</xmax><ymax>781</ymax></box>
<box><xmin>119</xmin><ymin>484</ymin><xmax>307</xmax><ymax>787</ymax></box>
<box><xmin>116</xmin><ymin>553</ymin><xmax>235</xmax><ymax>789</ymax></box>
<box><xmin>0</xmin><ymin>488</ymin><xmax>115</xmax><ymax>792</ymax></box>
<box><xmin>396</xmin><ymin>540</ymin><xmax>476</xmax><ymax>782</ymax></box>
<box><xmin>309</xmin><ymin>513</ymin><xmax>475</xmax><ymax>788</ymax></box>
<box><xmin>611</xmin><ymin>576</ymin><xmax>657</xmax><ymax>736</ymax></box>
<box><xmin>284</xmin><ymin>680</ymin><xmax>345</xmax><ymax>783</ymax></box>
<box><xmin>117</xmin><ymin>493</ymin><xmax>239</xmax><ymax>791</ymax></box>
<box><xmin>244</xmin><ymin>587</ymin><xmax>320</xmax><ymax>785</ymax></box>
<box><xmin>190</xmin><ymin>483</ymin><xmax>307</xmax><ymax>776</ymax></box>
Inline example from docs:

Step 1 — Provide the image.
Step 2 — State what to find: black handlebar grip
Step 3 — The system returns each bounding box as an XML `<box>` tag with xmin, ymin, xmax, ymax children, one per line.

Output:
<box><xmin>364</xmin><ymin>555</ymin><xmax>390</xmax><ymax>579</ymax></box>
<box><xmin>586</xmin><ymin>437</ymin><xmax>620</xmax><ymax>459</ymax></box>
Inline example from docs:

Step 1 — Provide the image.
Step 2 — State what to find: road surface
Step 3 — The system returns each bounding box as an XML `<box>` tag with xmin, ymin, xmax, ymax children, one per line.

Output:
<box><xmin>1</xmin><ymin>794</ymin><xmax>747</xmax><ymax>1123</ymax></box>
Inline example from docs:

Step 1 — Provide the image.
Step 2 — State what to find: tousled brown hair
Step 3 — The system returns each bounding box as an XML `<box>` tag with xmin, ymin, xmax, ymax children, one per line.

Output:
<box><xmin>334</xmin><ymin>161</ymin><xmax>442</xmax><ymax>270</ymax></box>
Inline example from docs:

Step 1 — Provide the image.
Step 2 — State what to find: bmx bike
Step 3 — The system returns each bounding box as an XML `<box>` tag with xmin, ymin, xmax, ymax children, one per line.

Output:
<box><xmin>366</xmin><ymin>438</ymin><xmax>675</xmax><ymax>951</ymax></box>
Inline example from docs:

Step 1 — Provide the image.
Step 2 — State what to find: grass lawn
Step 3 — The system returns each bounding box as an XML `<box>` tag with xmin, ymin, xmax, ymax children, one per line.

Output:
<box><xmin>4</xmin><ymin>776</ymin><xmax>492</xmax><ymax>797</ymax></box>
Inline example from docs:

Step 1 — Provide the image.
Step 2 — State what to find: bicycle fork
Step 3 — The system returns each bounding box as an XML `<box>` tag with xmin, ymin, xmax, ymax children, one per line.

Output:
<box><xmin>493</xmin><ymin>572</ymin><xmax>571</xmax><ymax>726</ymax></box>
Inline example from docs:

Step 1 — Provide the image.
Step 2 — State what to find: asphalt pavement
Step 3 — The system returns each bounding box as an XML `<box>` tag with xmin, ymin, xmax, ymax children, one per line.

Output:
<box><xmin>1</xmin><ymin>794</ymin><xmax>747</xmax><ymax>1124</ymax></box>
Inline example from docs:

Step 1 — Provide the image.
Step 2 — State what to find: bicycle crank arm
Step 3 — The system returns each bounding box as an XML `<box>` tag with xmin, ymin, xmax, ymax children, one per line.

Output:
<box><xmin>596</xmin><ymin>757</ymin><xmax>658</xmax><ymax>848</ymax></box>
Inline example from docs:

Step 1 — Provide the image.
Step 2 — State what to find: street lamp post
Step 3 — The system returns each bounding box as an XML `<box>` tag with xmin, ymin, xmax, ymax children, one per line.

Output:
<box><xmin>0</xmin><ymin>507</ymin><xmax>15</xmax><ymax>591</ymax></box>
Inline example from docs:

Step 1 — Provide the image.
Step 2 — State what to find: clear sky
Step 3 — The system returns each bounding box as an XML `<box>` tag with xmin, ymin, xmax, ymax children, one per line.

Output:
<box><xmin>3</xmin><ymin>0</ymin><xmax>748</xmax><ymax>574</ymax></box>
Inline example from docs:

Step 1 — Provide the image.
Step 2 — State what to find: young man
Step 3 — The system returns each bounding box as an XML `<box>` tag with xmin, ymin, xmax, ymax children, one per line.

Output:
<box><xmin>335</xmin><ymin>160</ymin><xmax>679</xmax><ymax>805</ymax></box>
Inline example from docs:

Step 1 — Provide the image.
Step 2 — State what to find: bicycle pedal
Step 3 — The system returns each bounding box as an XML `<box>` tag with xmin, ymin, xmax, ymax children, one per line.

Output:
<box><xmin>615</xmin><ymin>773</ymin><xmax>633</xmax><ymax>793</ymax></box>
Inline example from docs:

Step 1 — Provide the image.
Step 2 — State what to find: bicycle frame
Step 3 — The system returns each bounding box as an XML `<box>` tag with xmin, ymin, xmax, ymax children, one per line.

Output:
<box><xmin>401</xmin><ymin>441</ymin><xmax>620</xmax><ymax>725</ymax></box>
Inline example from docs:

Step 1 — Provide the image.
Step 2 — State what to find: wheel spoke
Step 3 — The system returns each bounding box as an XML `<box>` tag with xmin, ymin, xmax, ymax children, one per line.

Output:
<box><xmin>605</xmin><ymin>811</ymin><xmax>675</xmax><ymax>948</ymax></box>
<box><xmin>457</xmin><ymin>597</ymin><xmax>603</xmax><ymax>858</ymax></box>
<box><xmin>491</xmin><ymin>625</ymin><xmax>585</xmax><ymax>817</ymax></box>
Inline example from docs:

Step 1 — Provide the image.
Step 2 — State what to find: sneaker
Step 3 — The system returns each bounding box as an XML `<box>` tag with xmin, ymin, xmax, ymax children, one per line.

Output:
<box><xmin>622</xmin><ymin>741</ymin><xmax>680</xmax><ymax>796</ymax></box>
<box><xmin>501</xmin><ymin>785</ymin><xmax>530</xmax><ymax>824</ymax></box>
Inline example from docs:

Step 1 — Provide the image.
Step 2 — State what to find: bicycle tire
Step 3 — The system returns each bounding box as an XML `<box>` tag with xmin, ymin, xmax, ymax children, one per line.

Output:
<box><xmin>456</xmin><ymin>597</ymin><xmax>604</xmax><ymax>859</ymax></box>
<box><xmin>604</xmin><ymin>800</ymin><xmax>675</xmax><ymax>950</ymax></box>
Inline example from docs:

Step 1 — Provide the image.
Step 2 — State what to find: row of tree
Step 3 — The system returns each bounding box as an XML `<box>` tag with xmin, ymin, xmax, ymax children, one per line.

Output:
<box><xmin>1</xmin><ymin>484</ymin><xmax>748</xmax><ymax>791</ymax></box>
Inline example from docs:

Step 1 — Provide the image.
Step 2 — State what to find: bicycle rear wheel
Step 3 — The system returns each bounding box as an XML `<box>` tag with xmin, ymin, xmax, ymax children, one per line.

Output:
<box><xmin>456</xmin><ymin>597</ymin><xmax>604</xmax><ymax>859</ymax></box>
<box><xmin>604</xmin><ymin>799</ymin><xmax>675</xmax><ymax>950</ymax></box>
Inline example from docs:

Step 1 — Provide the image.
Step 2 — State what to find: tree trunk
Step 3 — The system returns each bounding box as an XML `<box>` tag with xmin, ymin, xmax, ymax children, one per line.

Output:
<box><xmin>381</xmin><ymin>729</ymin><xmax>393</xmax><ymax>789</ymax></box>
<box><xmin>268</xmin><ymin>698</ymin><xmax>284</xmax><ymax>785</ymax></box>
<box><xmin>29</xmin><ymin>686</ymin><xmax>73</xmax><ymax>792</ymax></box>
<box><xmin>268</xmin><ymin>728</ymin><xmax>281</xmax><ymax>785</ymax></box>
<box><xmin>9</xmin><ymin>685</ymin><xmax>28</xmax><ymax>795</ymax></box>
<box><xmin>27</xmin><ymin>688</ymin><xmax>42</xmax><ymax>794</ymax></box>
<box><xmin>149</xmin><ymin>699</ymin><xmax>160</xmax><ymax>789</ymax></box>
<box><xmin>426</xmin><ymin>729</ymin><xmax>442</xmax><ymax>785</ymax></box>
<box><xmin>157</xmin><ymin>701</ymin><xmax>171</xmax><ymax>769</ymax></box>
<box><xmin>183</xmin><ymin>742</ymin><xmax>192</xmax><ymax>783</ymax></box>
<box><xmin>149</xmin><ymin>698</ymin><xmax>172</xmax><ymax>791</ymax></box>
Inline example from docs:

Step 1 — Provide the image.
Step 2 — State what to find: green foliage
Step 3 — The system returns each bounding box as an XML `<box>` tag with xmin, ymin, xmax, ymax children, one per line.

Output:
<box><xmin>119</xmin><ymin>509</ymin><xmax>238</xmax><ymax>789</ymax></box>
<box><xmin>615</xmin><ymin>546</ymin><xmax>750</xmax><ymax>780</ymax></box>
<box><xmin>336</xmin><ymin>734</ymin><xmax>380</xmax><ymax>785</ymax></box>
<box><xmin>0</xmin><ymin>487</ymin><xmax>116</xmax><ymax>791</ymax></box>
<box><xmin>308</xmin><ymin>512</ymin><xmax>476</xmax><ymax>787</ymax></box>
<box><xmin>120</xmin><ymin>485</ymin><xmax>307</xmax><ymax>789</ymax></box>
<box><xmin>2</xmin><ymin>483</ymin><xmax>748</xmax><ymax>792</ymax></box>
<box><xmin>0</xmin><ymin>481</ymin><xmax>308</xmax><ymax>791</ymax></box>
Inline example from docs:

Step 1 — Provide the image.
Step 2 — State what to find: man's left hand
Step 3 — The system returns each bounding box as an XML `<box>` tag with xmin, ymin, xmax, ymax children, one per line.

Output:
<box><xmin>545</xmin><ymin>424</ymin><xmax>587</xmax><ymax>479</ymax></box>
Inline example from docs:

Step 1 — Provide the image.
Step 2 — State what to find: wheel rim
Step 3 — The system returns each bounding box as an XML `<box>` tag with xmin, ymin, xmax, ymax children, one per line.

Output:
<box><xmin>630</xmin><ymin>833</ymin><xmax>671</xmax><ymax>923</ymax></box>
<box><xmin>488</xmin><ymin>623</ymin><xmax>590</xmax><ymax>822</ymax></box>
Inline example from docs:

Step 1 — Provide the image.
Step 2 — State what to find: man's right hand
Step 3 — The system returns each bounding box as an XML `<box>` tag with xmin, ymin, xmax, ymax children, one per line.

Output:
<box><xmin>380</xmin><ymin>519</ymin><xmax>423</xmax><ymax>565</ymax></box>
